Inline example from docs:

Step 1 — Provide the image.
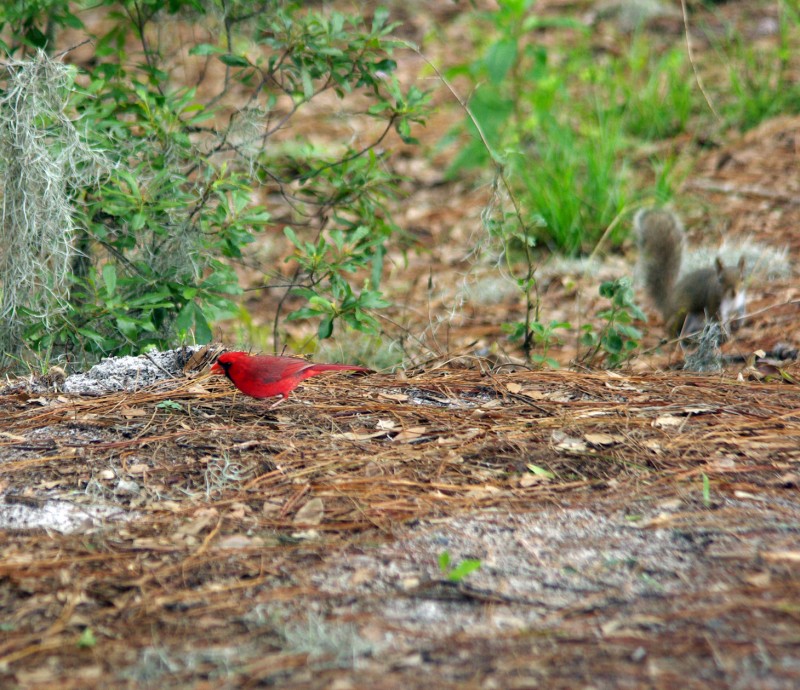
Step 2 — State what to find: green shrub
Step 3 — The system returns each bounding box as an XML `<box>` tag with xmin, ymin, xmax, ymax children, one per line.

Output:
<box><xmin>0</xmin><ymin>1</ymin><xmax>429</xmax><ymax>368</ymax></box>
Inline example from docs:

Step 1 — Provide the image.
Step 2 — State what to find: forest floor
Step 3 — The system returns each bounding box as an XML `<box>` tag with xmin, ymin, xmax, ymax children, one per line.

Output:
<box><xmin>2</xmin><ymin>1</ymin><xmax>800</xmax><ymax>688</ymax></box>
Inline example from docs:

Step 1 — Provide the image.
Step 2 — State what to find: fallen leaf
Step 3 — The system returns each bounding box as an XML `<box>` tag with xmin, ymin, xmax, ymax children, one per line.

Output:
<box><xmin>214</xmin><ymin>534</ymin><xmax>258</xmax><ymax>550</ymax></box>
<box><xmin>400</xmin><ymin>577</ymin><xmax>420</xmax><ymax>590</ymax></box>
<box><xmin>120</xmin><ymin>407</ymin><xmax>147</xmax><ymax>418</ymax></box>
<box><xmin>709</xmin><ymin>456</ymin><xmax>737</xmax><ymax>470</ymax></box>
<box><xmin>262</xmin><ymin>499</ymin><xmax>282</xmax><ymax>514</ymax></box>
<box><xmin>350</xmin><ymin>568</ymin><xmax>376</xmax><ymax>586</ymax></box>
<box><xmin>332</xmin><ymin>430</ymin><xmax>387</xmax><ymax>441</ymax></box>
<box><xmin>465</xmin><ymin>485</ymin><xmax>501</xmax><ymax>498</ymax></box>
<box><xmin>378</xmin><ymin>392</ymin><xmax>409</xmax><ymax>402</ymax></box>
<box><xmin>183</xmin><ymin>344</ymin><xmax>216</xmax><ymax>373</ymax></box>
<box><xmin>551</xmin><ymin>430</ymin><xmax>587</xmax><ymax>452</ymax></box>
<box><xmin>393</xmin><ymin>426</ymin><xmax>427</xmax><ymax>443</ymax></box>
<box><xmin>290</xmin><ymin>529</ymin><xmax>320</xmax><ymax>541</ymax></box>
<box><xmin>149</xmin><ymin>500</ymin><xmax>182</xmax><ymax>512</ymax></box>
<box><xmin>437</xmin><ymin>429</ymin><xmax>481</xmax><ymax>445</ymax></box>
<box><xmin>584</xmin><ymin>432</ymin><xmax>622</xmax><ymax>446</ymax></box>
<box><xmin>293</xmin><ymin>497</ymin><xmax>324</xmax><ymax>525</ymax></box>
<box><xmin>113</xmin><ymin>479</ymin><xmax>140</xmax><ymax>495</ymax></box>
<box><xmin>520</xmin><ymin>389</ymin><xmax>547</xmax><ymax>400</ymax></box>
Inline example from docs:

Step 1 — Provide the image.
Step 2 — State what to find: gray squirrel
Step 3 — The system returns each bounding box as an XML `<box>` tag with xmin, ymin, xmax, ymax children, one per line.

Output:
<box><xmin>636</xmin><ymin>208</ymin><xmax>746</xmax><ymax>337</ymax></box>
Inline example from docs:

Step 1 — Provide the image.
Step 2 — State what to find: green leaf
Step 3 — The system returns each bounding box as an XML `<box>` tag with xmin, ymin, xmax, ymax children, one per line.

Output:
<box><xmin>308</xmin><ymin>295</ymin><xmax>334</xmax><ymax>312</ymax></box>
<box><xmin>130</xmin><ymin>212</ymin><xmax>146</xmax><ymax>231</ymax></box>
<box><xmin>372</xmin><ymin>6</ymin><xmax>390</xmax><ymax>31</ymax></box>
<box><xmin>284</xmin><ymin>226</ymin><xmax>301</xmax><ymax>249</ymax></box>
<box><xmin>602</xmin><ymin>332</ymin><xmax>623</xmax><ymax>354</ymax></box>
<box><xmin>485</xmin><ymin>38</ymin><xmax>518</xmax><ymax>83</ymax></box>
<box><xmin>357</xmin><ymin>290</ymin><xmax>389</xmax><ymax>310</ymax></box>
<box><xmin>447</xmin><ymin>559</ymin><xmax>482</xmax><ymax>583</ymax></box>
<box><xmin>77</xmin><ymin>328</ymin><xmax>108</xmax><ymax>345</ymax></box>
<box><xmin>301</xmin><ymin>69</ymin><xmax>314</xmax><ymax>100</ymax></box>
<box><xmin>702</xmin><ymin>473</ymin><xmax>711</xmax><ymax>507</ymax></box>
<box><xmin>370</xmin><ymin>245</ymin><xmax>385</xmax><ymax>289</ymax></box>
<box><xmin>395</xmin><ymin>118</ymin><xmax>417</xmax><ymax>144</ymax></box>
<box><xmin>175</xmin><ymin>301</ymin><xmax>194</xmax><ymax>336</ymax></box>
<box><xmin>318</xmin><ymin>316</ymin><xmax>334</xmax><ymax>340</ymax></box>
<box><xmin>286</xmin><ymin>306</ymin><xmax>323</xmax><ymax>321</ymax></box>
<box><xmin>193</xmin><ymin>305</ymin><xmax>213</xmax><ymax>344</ymax></box>
<box><xmin>527</xmin><ymin>463</ymin><xmax>555</xmax><ymax>479</ymax></box>
<box><xmin>190</xmin><ymin>43</ymin><xmax>223</xmax><ymax>56</ymax></box>
<box><xmin>102</xmin><ymin>264</ymin><xmax>117</xmax><ymax>297</ymax></box>
<box><xmin>599</xmin><ymin>281</ymin><xmax>617</xmax><ymax>299</ymax></box>
<box><xmin>61</xmin><ymin>12</ymin><xmax>85</xmax><ymax>30</ymax></box>
<box><xmin>219</xmin><ymin>53</ymin><xmax>250</xmax><ymax>67</ymax></box>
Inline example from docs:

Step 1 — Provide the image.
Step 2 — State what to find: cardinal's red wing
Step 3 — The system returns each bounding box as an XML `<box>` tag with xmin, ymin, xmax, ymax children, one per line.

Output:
<box><xmin>248</xmin><ymin>356</ymin><xmax>314</xmax><ymax>385</ymax></box>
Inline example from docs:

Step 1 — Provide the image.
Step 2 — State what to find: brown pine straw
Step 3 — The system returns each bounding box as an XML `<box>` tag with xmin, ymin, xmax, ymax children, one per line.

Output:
<box><xmin>1</xmin><ymin>362</ymin><xmax>799</xmax><ymax>683</ymax></box>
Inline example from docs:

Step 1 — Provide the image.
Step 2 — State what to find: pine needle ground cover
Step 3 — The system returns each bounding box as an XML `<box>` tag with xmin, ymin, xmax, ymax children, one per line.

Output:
<box><xmin>1</xmin><ymin>350</ymin><xmax>799</xmax><ymax>688</ymax></box>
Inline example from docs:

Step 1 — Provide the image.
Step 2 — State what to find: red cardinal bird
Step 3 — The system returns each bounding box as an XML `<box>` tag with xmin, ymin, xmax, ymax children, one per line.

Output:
<box><xmin>210</xmin><ymin>351</ymin><xmax>372</xmax><ymax>406</ymax></box>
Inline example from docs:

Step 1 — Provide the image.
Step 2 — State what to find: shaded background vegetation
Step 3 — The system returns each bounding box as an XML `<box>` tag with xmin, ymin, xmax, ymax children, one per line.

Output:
<box><xmin>1</xmin><ymin>0</ymin><xmax>798</xmax><ymax>371</ymax></box>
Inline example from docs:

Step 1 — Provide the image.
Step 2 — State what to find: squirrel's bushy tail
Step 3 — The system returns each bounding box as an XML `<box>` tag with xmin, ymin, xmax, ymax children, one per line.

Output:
<box><xmin>635</xmin><ymin>208</ymin><xmax>684</xmax><ymax>319</ymax></box>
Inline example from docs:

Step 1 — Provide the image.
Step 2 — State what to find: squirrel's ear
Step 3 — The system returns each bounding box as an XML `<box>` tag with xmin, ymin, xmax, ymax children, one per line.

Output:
<box><xmin>715</xmin><ymin>257</ymin><xmax>725</xmax><ymax>275</ymax></box>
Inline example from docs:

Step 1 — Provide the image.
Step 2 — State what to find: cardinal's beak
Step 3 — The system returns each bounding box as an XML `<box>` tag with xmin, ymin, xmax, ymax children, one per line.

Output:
<box><xmin>210</xmin><ymin>362</ymin><xmax>223</xmax><ymax>375</ymax></box>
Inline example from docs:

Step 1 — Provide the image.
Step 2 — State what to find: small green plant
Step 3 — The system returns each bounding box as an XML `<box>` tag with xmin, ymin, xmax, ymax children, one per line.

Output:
<box><xmin>283</xmin><ymin>226</ymin><xmax>392</xmax><ymax>341</ymax></box>
<box><xmin>503</xmin><ymin>318</ymin><xmax>570</xmax><ymax>368</ymax></box>
<box><xmin>580</xmin><ymin>277</ymin><xmax>645</xmax><ymax>367</ymax></box>
<box><xmin>77</xmin><ymin>627</ymin><xmax>97</xmax><ymax>649</ymax></box>
<box><xmin>438</xmin><ymin>551</ymin><xmax>482</xmax><ymax>583</ymax></box>
<box><xmin>156</xmin><ymin>400</ymin><xmax>184</xmax><ymax>412</ymax></box>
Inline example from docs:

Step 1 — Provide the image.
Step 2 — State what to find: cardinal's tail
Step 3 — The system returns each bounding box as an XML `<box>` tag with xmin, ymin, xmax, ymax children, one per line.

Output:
<box><xmin>307</xmin><ymin>364</ymin><xmax>373</xmax><ymax>375</ymax></box>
